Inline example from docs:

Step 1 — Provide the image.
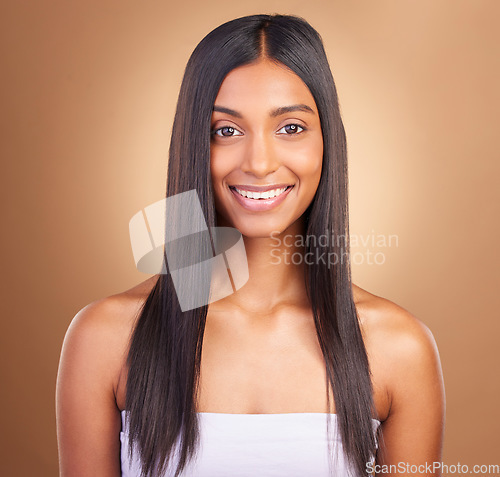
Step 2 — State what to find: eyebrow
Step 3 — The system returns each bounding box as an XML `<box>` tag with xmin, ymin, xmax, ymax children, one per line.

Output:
<box><xmin>212</xmin><ymin>104</ymin><xmax>315</xmax><ymax>118</ymax></box>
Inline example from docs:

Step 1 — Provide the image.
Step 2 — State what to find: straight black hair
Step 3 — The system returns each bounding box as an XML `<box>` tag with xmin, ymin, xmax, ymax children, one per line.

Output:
<box><xmin>126</xmin><ymin>13</ymin><xmax>383</xmax><ymax>477</ymax></box>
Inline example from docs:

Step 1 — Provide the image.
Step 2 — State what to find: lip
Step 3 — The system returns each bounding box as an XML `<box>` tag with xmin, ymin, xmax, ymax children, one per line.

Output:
<box><xmin>229</xmin><ymin>185</ymin><xmax>294</xmax><ymax>212</ymax></box>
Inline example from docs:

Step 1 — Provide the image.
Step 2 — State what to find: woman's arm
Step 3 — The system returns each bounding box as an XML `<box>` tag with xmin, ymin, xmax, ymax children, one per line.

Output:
<box><xmin>56</xmin><ymin>298</ymin><xmax>130</xmax><ymax>477</ymax></box>
<box><xmin>374</xmin><ymin>305</ymin><xmax>446</xmax><ymax>476</ymax></box>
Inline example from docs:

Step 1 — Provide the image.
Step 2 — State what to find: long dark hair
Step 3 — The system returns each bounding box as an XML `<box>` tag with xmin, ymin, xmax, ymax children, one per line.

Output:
<box><xmin>126</xmin><ymin>13</ymin><xmax>382</xmax><ymax>477</ymax></box>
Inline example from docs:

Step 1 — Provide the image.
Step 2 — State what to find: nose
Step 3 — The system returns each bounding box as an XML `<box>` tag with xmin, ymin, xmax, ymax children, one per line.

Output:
<box><xmin>240</xmin><ymin>133</ymin><xmax>280</xmax><ymax>178</ymax></box>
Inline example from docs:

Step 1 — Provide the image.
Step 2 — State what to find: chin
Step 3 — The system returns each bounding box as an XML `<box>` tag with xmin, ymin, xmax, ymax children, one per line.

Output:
<box><xmin>218</xmin><ymin>214</ymin><xmax>288</xmax><ymax>239</ymax></box>
<box><xmin>240</xmin><ymin>228</ymin><xmax>284</xmax><ymax>239</ymax></box>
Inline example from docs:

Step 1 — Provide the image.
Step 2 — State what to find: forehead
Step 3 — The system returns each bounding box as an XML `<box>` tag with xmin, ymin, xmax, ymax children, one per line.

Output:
<box><xmin>213</xmin><ymin>59</ymin><xmax>317</xmax><ymax>113</ymax></box>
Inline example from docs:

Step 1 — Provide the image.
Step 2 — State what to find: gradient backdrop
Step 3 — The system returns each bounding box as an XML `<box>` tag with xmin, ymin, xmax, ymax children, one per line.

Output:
<box><xmin>1</xmin><ymin>1</ymin><xmax>499</xmax><ymax>475</ymax></box>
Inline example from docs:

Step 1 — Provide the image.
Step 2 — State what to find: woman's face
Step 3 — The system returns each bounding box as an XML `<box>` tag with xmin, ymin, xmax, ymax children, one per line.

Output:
<box><xmin>210</xmin><ymin>59</ymin><xmax>323</xmax><ymax>238</ymax></box>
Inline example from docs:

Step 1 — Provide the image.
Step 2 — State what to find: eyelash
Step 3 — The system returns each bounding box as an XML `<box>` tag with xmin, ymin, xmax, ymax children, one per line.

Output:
<box><xmin>210</xmin><ymin>123</ymin><xmax>307</xmax><ymax>138</ymax></box>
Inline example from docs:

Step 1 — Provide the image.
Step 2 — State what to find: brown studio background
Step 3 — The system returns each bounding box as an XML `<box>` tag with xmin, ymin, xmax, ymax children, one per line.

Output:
<box><xmin>1</xmin><ymin>0</ymin><xmax>499</xmax><ymax>475</ymax></box>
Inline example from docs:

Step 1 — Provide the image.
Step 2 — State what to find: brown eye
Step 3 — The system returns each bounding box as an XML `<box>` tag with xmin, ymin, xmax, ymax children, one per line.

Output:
<box><xmin>278</xmin><ymin>124</ymin><xmax>305</xmax><ymax>135</ymax></box>
<box><xmin>212</xmin><ymin>126</ymin><xmax>243</xmax><ymax>138</ymax></box>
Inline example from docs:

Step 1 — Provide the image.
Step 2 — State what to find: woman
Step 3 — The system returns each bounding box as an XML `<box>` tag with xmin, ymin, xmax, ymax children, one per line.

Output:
<box><xmin>56</xmin><ymin>14</ymin><xmax>445</xmax><ymax>477</ymax></box>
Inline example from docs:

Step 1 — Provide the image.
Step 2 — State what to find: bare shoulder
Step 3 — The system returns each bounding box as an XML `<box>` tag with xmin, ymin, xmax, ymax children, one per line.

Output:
<box><xmin>67</xmin><ymin>275</ymin><xmax>158</xmax><ymax>340</ymax></box>
<box><xmin>56</xmin><ymin>276</ymin><xmax>159</xmax><ymax>474</ymax></box>
<box><xmin>58</xmin><ymin>275</ymin><xmax>159</xmax><ymax>403</ymax></box>
<box><xmin>352</xmin><ymin>284</ymin><xmax>445</xmax><ymax>423</ymax></box>
<box><xmin>353</xmin><ymin>283</ymin><xmax>439</xmax><ymax>358</ymax></box>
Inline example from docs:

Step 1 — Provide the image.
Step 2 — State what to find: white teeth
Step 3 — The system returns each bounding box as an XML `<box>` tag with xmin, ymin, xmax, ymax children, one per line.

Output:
<box><xmin>233</xmin><ymin>187</ymin><xmax>288</xmax><ymax>199</ymax></box>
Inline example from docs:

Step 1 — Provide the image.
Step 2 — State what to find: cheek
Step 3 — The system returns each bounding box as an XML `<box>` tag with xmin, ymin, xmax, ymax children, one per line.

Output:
<box><xmin>209</xmin><ymin>158</ymin><xmax>227</xmax><ymax>216</ymax></box>
<box><xmin>210</xmin><ymin>153</ymin><xmax>229</xmax><ymax>191</ymax></box>
<box><xmin>210</xmin><ymin>151</ymin><xmax>237</xmax><ymax>217</ymax></box>
<box><xmin>286</xmin><ymin>140</ymin><xmax>323</xmax><ymax>184</ymax></box>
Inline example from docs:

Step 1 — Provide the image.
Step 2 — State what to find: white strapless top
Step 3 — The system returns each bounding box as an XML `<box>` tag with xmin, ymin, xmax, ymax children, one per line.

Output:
<box><xmin>120</xmin><ymin>411</ymin><xmax>381</xmax><ymax>476</ymax></box>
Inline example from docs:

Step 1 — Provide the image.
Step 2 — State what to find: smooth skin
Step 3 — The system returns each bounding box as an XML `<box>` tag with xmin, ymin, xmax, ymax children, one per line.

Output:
<box><xmin>56</xmin><ymin>59</ymin><xmax>445</xmax><ymax>476</ymax></box>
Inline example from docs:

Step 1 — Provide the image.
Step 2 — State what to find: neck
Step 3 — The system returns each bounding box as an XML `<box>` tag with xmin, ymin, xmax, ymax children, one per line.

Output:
<box><xmin>213</xmin><ymin>216</ymin><xmax>310</xmax><ymax>315</ymax></box>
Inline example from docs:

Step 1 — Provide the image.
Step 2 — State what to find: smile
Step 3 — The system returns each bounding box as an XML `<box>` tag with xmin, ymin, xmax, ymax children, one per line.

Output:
<box><xmin>233</xmin><ymin>186</ymin><xmax>290</xmax><ymax>200</ymax></box>
<box><xmin>228</xmin><ymin>184</ymin><xmax>294</xmax><ymax>211</ymax></box>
